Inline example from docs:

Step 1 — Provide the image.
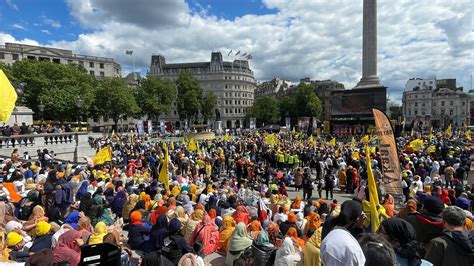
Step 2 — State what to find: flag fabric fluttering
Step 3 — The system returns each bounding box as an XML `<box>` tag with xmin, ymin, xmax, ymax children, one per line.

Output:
<box><xmin>364</xmin><ymin>144</ymin><xmax>385</xmax><ymax>233</ymax></box>
<box><xmin>93</xmin><ymin>146</ymin><xmax>112</xmax><ymax>166</ymax></box>
<box><xmin>0</xmin><ymin>69</ymin><xmax>18</xmax><ymax>122</ymax></box>
<box><xmin>187</xmin><ymin>138</ymin><xmax>197</xmax><ymax>152</ymax></box>
<box><xmin>445</xmin><ymin>124</ymin><xmax>452</xmax><ymax>137</ymax></box>
<box><xmin>227</xmin><ymin>49</ymin><xmax>233</xmax><ymax>56</ymax></box>
<box><xmin>329</xmin><ymin>137</ymin><xmax>336</xmax><ymax>146</ymax></box>
<box><xmin>224</xmin><ymin>133</ymin><xmax>231</xmax><ymax>142</ymax></box>
<box><xmin>159</xmin><ymin>143</ymin><xmax>169</xmax><ymax>190</ymax></box>
<box><xmin>264</xmin><ymin>133</ymin><xmax>277</xmax><ymax>147</ymax></box>
<box><xmin>125</xmin><ymin>50</ymin><xmax>133</xmax><ymax>55</ymax></box>
<box><xmin>466</xmin><ymin>130</ymin><xmax>472</xmax><ymax>141</ymax></box>
<box><xmin>235</xmin><ymin>50</ymin><xmax>241</xmax><ymax>56</ymax></box>
<box><xmin>427</xmin><ymin>145</ymin><xmax>436</xmax><ymax>153</ymax></box>
<box><xmin>409</xmin><ymin>139</ymin><xmax>424</xmax><ymax>152</ymax></box>
<box><xmin>351</xmin><ymin>137</ymin><xmax>355</xmax><ymax>148</ymax></box>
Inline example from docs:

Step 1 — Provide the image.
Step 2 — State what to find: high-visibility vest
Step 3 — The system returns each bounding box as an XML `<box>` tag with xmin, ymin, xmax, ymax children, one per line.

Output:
<box><xmin>277</xmin><ymin>154</ymin><xmax>285</xmax><ymax>163</ymax></box>
<box><xmin>293</xmin><ymin>155</ymin><xmax>300</xmax><ymax>164</ymax></box>
<box><xmin>288</xmin><ymin>155</ymin><xmax>294</xmax><ymax>164</ymax></box>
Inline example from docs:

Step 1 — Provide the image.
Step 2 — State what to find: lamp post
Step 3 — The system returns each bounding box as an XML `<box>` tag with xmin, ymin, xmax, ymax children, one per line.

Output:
<box><xmin>38</xmin><ymin>101</ymin><xmax>45</xmax><ymax>126</ymax></box>
<box><xmin>75</xmin><ymin>96</ymin><xmax>83</xmax><ymax>131</ymax></box>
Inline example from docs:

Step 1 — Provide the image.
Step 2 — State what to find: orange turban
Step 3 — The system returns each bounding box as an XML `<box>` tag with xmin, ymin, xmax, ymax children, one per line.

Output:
<box><xmin>288</xmin><ymin>213</ymin><xmax>297</xmax><ymax>223</ymax></box>
<box><xmin>130</xmin><ymin>211</ymin><xmax>142</xmax><ymax>223</ymax></box>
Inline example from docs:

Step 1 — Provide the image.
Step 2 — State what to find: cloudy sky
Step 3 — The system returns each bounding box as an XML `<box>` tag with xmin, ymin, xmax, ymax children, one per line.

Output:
<box><xmin>0</xmin><ymin>0</ymin><xmax>472</xmax><ymax>103</ymax></box>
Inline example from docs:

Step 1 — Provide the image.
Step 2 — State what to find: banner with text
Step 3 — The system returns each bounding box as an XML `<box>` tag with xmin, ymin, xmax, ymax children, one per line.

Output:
<box><xmin>373</xmin><ymin>108</ymin><xmax>402</xmax><ymax>195</ymax></box>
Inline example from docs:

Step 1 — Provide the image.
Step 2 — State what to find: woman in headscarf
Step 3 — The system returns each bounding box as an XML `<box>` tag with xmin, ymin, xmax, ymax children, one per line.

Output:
<box><xmin>64</xmin><ymin>211</ymin><xmax>80</xmax><ymax>230</ymax></box>
<box><xmin>53</xmin><ymin>229</ymin><xmax>82</xmax><ymax>266</ymax></box>
<box><xmin>379</xmin><ymin>218</ymin><xmax>430</xmax><ymax>266</ymax></box>
<box><xmin>232</xmin><ymin>205</ymin><xmax>250</xmax><ymax>225</ymax></box>
<box><xmin>218</xmin><ymin>216</ymin><xmax>235</xmax><ymax>253</ymax></box>
<box><xmin>183</xmin><ymin>209</ymin><xmax>204</xmax><ymax>244</ymax></box>
<box><xmin>208</xmin><ymin>208</ymin><xmax>217</xmax><ymax>223</ymax></box>
<box><xmin>104</xmin><ymin>187</ymin><xmax>115</xmax><ymax>205</ymax></box>
<box><xmin>280</xmin><ymin>212</ymin><xmax>301</xmax><ymax>237</ymax></box>
<box><xmin>252</xmin><ymin>230</ymin><xmax>276</xmax><ymax>266</ymax></box>
<box><xmin>122</xmin><ymin>194</ymin><xmax>138</xmax><ymax>223</ymax></box>
<box><xmin>295</xmin><ymin>213</ymin><xmax>307</xmax><ymax>235</ymax></box>
<box><xmin>93</xmin><ymin>188</ymin><xmax>114</xmax><ymax>226</ymax></box>
<box><xmin>148</xmin><ymin>214</ymin><xmax>168</xmax><ymax>252</ymax></box>
<box><xmin>225</xmin><ymin>222</ymin><xmax>253</xmax><ymax>265</ymax></box>
<box><xmin>190</xmin><ymin>214</ymin><xmax>219</xmax><ymax>256</ymax></box>
<box><xmin>79</xmin><ymin>192</ymin><xmax>95</xmax><ymax>218</ymax></box>
<box><xmin>285</xmin><ymin>227</ymin><xmax>305</xmax><ymax>250</ymax></box>
<box><xmin>247</xmin><ymin>220</ymin><xmax>261</xmax><ymax>240</ymax></box>
<box><xmin>290</xmin><ymin>196</ymin><xmax>304</xmax><ymax>212</ymax></box>
<box><xmin>266</xmin><ymin>221</ymin><xmax>283</xmax><ymax>248</ymax></box>
<box><xmin>304</xmin><ymin>211</ymin><xmax>321</xmax><ymax>238</ymax></box>
<box><xmin>161</xmin><ymin>218</ymin><xmax>193</xmax><ymax>265</ymax></box>
<box><xmin>88</xmin><ymin>221</ymin><xmax>108</xmax><ymax>245</ymax></box>
<box><xmin>397</xmin><ymin>199</ymin><xmax>418</xmax><ymax>219</ymax></box>
<box><xmin>175</xmin><ymin>206</ymin><xmax>189</xmax><ymax>229</ymax></box>
<box><xmin>111</xmin><ymin>191</ymin><xmax>126</xmax><ymax>218</ymax></box>
<box><xmin>304</xmin><ymin>227</ymin><xmax>322</xmax><ymax>266</ymax></box>
<box><xmin>274</xmin><ymin>237</ymin><xmax>301</xmax><ymax>266</ymax></box>
<box><xmin>25</xmin><ymin>205</ymin><xmax>48</xmax><ymax>227</ymax></box>
<box><xmin>383</xmin><ymin>194</ymin><xmax>398</xmax><ymax>217</ymax></box>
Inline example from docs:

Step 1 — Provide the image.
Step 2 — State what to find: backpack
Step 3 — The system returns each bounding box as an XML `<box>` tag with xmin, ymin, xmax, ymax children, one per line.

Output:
<box><xmin>161</xmin><ymin>236</ymin><xmax>183</xmax><ymax>263</ymax></box>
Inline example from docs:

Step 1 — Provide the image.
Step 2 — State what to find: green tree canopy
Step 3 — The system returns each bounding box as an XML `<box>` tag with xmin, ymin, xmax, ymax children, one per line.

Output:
<box><xmin>137</xmin><ymin>76</ymin><xmax>176</xmax><ymax>122</ymax></box>
<box><xmin>248</xmin><ymin>96</ymin><xmax>280</xmax><ymax>127</ymax></box>
<box><xmin>201</xmin><ymin>91</ymin><xmax>217</xmax><ymax>123</ymax></box>
<box><xmin>294</xmin><ymin>83</ymin><xmax>322</xmax><ymax>118</ymax></box>
<box><xmin>95</xmin><ymin>77</ymin><xmax>138</xmax><ymax>129</ymax></box>
<box><xmin>11</xmin><ymin>60</ymin><xmax>97</xmax><ymax>121</ymax></box>
<box><xmin>176</xmin><ymin>70</ymin><xmax>203</xmax><ymax>123</ymax></box>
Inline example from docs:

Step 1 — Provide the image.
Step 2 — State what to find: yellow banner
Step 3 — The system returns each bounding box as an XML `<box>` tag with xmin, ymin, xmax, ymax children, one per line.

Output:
<box><xmin>187</xmin><ymin>138</ymin><xmax>197</xmax><ymax>151</ymax></box>
<box><xmin>159</xmin><ymin>143</ymin><xmax>169</xmax><ymax>190</ymax></box>
<box><xmin>372</xmin><ymin>109</ymin><xmax>402</xmax><ymax>195</ymax></box>
<box><xmin>93</xmin><ymin>146</ymin><xmax>112</xmax><ymax>165</ymax></box>
<box><xmin>0</xmin><ymin>69</ymin><xmax>18</xmax><ymax>122</ymax></box>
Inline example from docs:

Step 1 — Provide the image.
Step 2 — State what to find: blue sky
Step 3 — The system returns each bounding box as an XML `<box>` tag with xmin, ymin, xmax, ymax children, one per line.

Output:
<box><xmin>0</xmin><ymin>0</ymin><xmax>472</xmax><ymax>103</ymax></box>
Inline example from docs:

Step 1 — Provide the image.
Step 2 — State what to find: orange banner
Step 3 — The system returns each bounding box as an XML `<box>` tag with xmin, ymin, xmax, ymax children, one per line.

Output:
<box><xmin>372</xmin><ymin>109</ymin><xmax>402</xmax><ymax>195</ymax></box>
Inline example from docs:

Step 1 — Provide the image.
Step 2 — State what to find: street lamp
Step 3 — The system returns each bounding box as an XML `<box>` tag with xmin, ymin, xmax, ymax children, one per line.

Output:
<box><xmin>38</xmin><ymin>101</ymin><xmax>45</xmax><ymax>125</ymax></box>
<box><xmin>75</xmin><ymin>96</ymin><xmax>83</xmax><ymax>131</ymax></box>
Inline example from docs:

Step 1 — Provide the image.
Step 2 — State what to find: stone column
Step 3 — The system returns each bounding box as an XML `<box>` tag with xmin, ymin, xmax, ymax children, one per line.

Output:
<box><xmin>356</xmin><ymin>0</ymin><xmax>382</xmax><ymax>88</ymax></box>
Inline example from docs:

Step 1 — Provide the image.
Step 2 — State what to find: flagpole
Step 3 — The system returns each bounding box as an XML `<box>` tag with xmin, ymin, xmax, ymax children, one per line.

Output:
<box><xmin>132</xmin><ymin>52</ymin><xmax>136</xmax><ymax>81</ymax></box>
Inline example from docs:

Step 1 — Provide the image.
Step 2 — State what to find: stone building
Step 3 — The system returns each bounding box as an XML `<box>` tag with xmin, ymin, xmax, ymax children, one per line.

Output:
<box><xmin>403</xmin><ymin>77</ymin><xmax>471</xmax><ymax>128</ymax></box>
<box><xmin>0</xmin><ymin>42</ymin><xmax>121</xmax><ymax>78</ymax></box>
<box><xmin>255</xmin><ymin>78</ymin><xmax>292</xmax><ymax>97</ymax></box>
<box><xmin>149</xmin><ymin>52</ymin><xmax>256</xmax><ymax>129</ymax></box>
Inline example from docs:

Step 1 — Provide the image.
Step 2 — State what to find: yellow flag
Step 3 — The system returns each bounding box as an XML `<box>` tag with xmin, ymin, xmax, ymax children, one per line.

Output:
<box><xmin>159</xmin><ymin>143</ymin><xmax>169</xmax><ymax>190</ymax></box>
<box><xmin>329</xmin><ymin>137</ymin><xmax>336</xmax><ymax>146</ymax></box>
<box><xmin>264</xmin><ymin>133</ymin><xmax>277</xmax><ymax>147</ymax></box>
<box><xmin>309</xmin><ymin>135</ymin><xmax>316</xmax><ymax>146</ymax></box>
<box><xmin>0</xmin><ymin>69</ymin><xmax>18</xmax><ymax>122</ymax></box>
<box><xmin>93</xmin><ymin>146</ymin><xmax>112</xmax><ymax>165</ymax></box>
<box><xmin>410</xmin><ymin>128</ymin><xmax>414</xmax><ymax>137</ymax></box>
<box><xmin>409</xmin><ymin>139</ymin><xmax>424</xmax><ymax>152</ymax></box>
<box><xmin>427</xmin><ymin>145</ymin><xmax>436</xmax><ymax>153</ymax></box>
<box><xmin>365</xmin><ymin>144</ymin><xmax>383</xmax><ymax>233</ymax></box>
<box><xmin>316</xmin><ymin>128</ymin><xmax>321</xmax><ymax>137</ymax></box>
<box><xmin>466</xmin><ymin>130</ymin><xmax>472</xmax><ymax>141</ymax></box>
<box><xmin>187</xmin><ymin>138</ymin><xmax>197</xmax><ymax>151</ymax></box>
<box><xmin>445</xmin><ymin>124</ymin><xmax>452</xmax><ymax>137</ymax></box>
<box><xmin>181</xmin><ymin>137</ymin><xmax>186</xmax><ymax>145</ymax></box>
<box><xmin>224</xmin><ymin>133</ymin><xmax>231</xmax><ymax>142</ymax></box>
<box><xmin>360</xmin><ymin>135</ymin><xmax>369</xmax><ymax>143</ymax></box>
<box><xmin>352</xmin><ymin>151</ymin><xmax>359</xmax><ymax>160</ymax></box>
<box><xmin>170</xmin><ymin>141</ymin><xmax>175</xmax><ymax>151</ymax></box>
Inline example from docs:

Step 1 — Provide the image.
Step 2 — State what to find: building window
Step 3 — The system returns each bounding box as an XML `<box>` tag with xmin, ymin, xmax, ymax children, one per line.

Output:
<box><xmin>0</xmin><ymin>52</ymin><xmax>4</xmax><ymax>59</ymax></box>
<box><xmin>89</xmin><ymin>70</ymin><xmax>95</xmax><ymax>76</ymax></box>
<box><xmin>441</xmin><ymin>109</ymin><xmax>445</xmax><ymax>115</ymax></box>
<box><xmin>450</xmin><ymin>101</ymin><xmax>453</xmax><ymax>106</ymax></box>
<box><xmin>12</xmin><ymin>54</ymin><xmax>19</xmax><ymax>60</ymax></box>
<box><xmin>433</xmin><ymin>102</ymin><xmax>436</xmax><ymax>106</ymax></box>
<box><xmin>422</xmin><ymin>103</ymin><xmax>425</xmax><ymax>107</ymax></box>
<box><xmin>414</xmin><ymin>110</ymin><xmax>418</xmax><ymax>115</ymax></box>
<box><xmin>174</xmin><ymin>110</ymin><xmax>177</xmax><ymax>115</ymax></box>
<box><xmin>462</xmin><ymin>101</ymin><xmax>466</xmax><ymax>106</ymax></box>
<box><xmin>414</xmin><ymin>103</ymin><xmax>418</xmax><ymax>107</ymax></box>
<box><xmin>415</xmin><ymin>95</ymin><xmax>417</xmax><ymax>98</ymax></box>
<box><xmin>408</xmin><ymin>111</ymin><xmax>411</xmax><ymax>115</ymax></box>
<box><xmin>89</xmin><ymin>62</ymin><xmax>94</xmax><ymax>68</ymax></box>
<box><xmin>441</xmin><ymin>101</ymin><xmax>445</xmax><ymax>106</ymax></box>
<box><xmin>27</xmin><ymin>55</ymin><xmax>36</xmax><ymax>60</ymax></box>
<box><xmin>99</xmin><ymin>63</ymin><xmax>104</xmax><ymax>69</ymax></box>
<box><xmin>462</xmin><ymin>111</ymin><xmax>465</xmax><ymax>115</ymax></box>
<box><xmin>100</xmin><ymin>71</ymin><xmax>105</xmax><ymax>77</ymax></box>
<box><xmin>225</xmin><ymin>84</ymin><xmax>228</xmax><ymax>89</ymax></box>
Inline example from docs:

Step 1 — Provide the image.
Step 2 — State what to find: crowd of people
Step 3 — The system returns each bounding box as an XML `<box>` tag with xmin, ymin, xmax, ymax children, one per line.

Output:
<box><xmin>0</xmin><ymin>128</ymin><xmax>472</xmax><ymax>266</ymax></box>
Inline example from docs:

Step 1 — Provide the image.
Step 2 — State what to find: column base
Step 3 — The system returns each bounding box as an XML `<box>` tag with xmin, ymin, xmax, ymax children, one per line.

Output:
<box><xmin>355</xmin><ymin>76</ymin><xmax>383</xmax><ymax>89</ymax></box>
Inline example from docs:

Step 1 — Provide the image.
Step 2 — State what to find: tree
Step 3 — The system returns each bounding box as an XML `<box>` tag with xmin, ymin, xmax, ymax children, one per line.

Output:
<box><xmin>0</xmin><ymin>62</ymin><xmax>13</xmax><ymax>80</ymax></box>
<box><xmin>248</xmin><ymin>96</ymin><xmax>280</xmax><ymax>127</ymax></box>
<box><xmin>278</xmin><ymin>96</ymin><xmax>296</xmax><ymax>123</ymax></box>
<box><xmin>95</xmin><ymin>77</ymin><xmax>138</xmax><ymax>130</ymax></box>
<box><xmin>201</xmin><ymin>91</ymin><xmax>217</xmax><ymax>124</ymax></box>
<box><xmin>11</xmin><ymin>60</ymin><xmax>97</xmax><ymax>121</ymax></box>
<box><xmin>137</xmin><ymin>76</ymin><xmax>176</xmax><ymax>124</ymax></box>
<box><xmin>294</xmin><ymin>83</ymin><xmax>322</xmax><ymax>118</ymax></box>
<box><xmin>389</xmin><ymin>105</ymin><xmax>402</xmax><ymax>120</ymax></box>
<box><xmin>176</xmin><ymin>70</ymin><xmax>203</xmax><ymax>124</ymax></box>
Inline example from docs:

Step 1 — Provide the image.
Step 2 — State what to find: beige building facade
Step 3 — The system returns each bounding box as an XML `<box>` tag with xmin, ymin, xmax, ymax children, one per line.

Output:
<box><xmin>149</xmin><ymin>52</ymin><xmax>256</xmax><ymax>129</ymax></box>
<box><xmin>0</xmin><ymin>42</ymin><xmax>121</xmax><ymax>78</ymax></box>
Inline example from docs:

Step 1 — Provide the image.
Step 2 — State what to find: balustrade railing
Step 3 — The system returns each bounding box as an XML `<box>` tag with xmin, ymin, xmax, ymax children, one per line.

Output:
<box><xmin>0</xmin><ymin>133</ymin><xmax>84</xmax><ymax>149</ymax></box>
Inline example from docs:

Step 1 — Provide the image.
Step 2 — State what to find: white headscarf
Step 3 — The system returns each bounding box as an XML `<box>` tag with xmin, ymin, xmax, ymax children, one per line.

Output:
<box><xmin>274</xmin><ymin>237</ymin><xmax>301</xmax><ymax>266</ymax></box>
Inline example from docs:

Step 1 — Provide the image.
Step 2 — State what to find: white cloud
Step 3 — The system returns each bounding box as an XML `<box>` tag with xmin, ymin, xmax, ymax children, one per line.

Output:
<box><xmin>41</xmin><ymin>29</ymin><xmax>51</xmax><ymax>35</ymax></box>
<box><xmin>41</xmin><ymin>16</ymin><xmax>61</xmax><ymax>29</ymax></box>
<box><xmin>0</xmin><ymin>32</ymin><xmax>39</xmax><ymax>46</ymax></box>
<box><xmin>5</xmin><ymin>0</ymin><xmax>474</xmax><ymax>102</ymax></box>
<box><xmin>11</xmin><ymin>23</ymin><xmax>26</xmax><ymax>30</ymax></box>
<box><xmin>5</xmin><ymin>0</ymin><xmax>18</xmax><ymax>11</ymax></box>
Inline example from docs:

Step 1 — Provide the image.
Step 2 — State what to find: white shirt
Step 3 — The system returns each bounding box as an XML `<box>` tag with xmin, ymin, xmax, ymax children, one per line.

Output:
<box><xmin>321</xmin><ymin>228</ymin><xmax>366</xmax><ymax>266</ymax></box>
